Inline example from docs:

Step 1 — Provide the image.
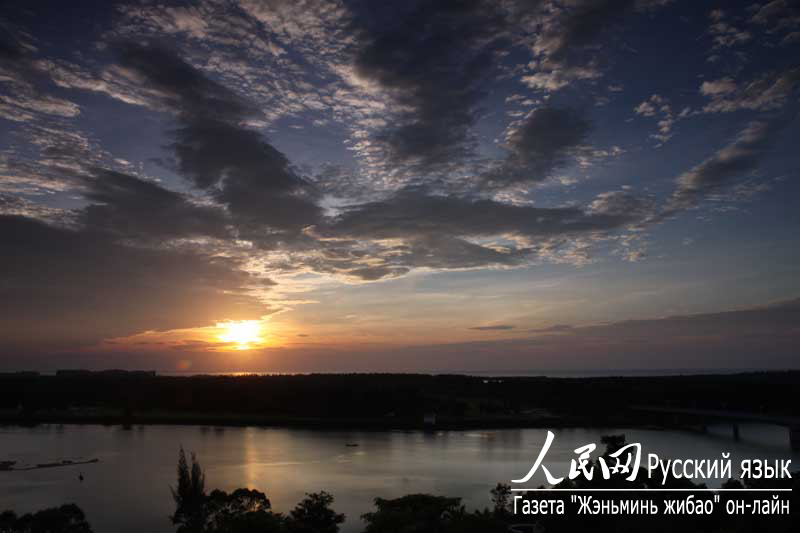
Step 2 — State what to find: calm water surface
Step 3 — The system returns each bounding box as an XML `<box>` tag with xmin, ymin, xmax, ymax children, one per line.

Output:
<box><xmin>0</xmin><ymin>424</ymin><xmax>796</xmax><ymax>532</ymax></box>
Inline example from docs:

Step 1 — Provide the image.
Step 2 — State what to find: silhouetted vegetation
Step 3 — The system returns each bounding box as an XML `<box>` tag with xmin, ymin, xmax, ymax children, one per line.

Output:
<box><xmin>164</xmin><ymin>449</ymin><xmax>345</xmax><ymax>533</ymax></box>
<box><xmin>204</xmin><ymin>489</ymin><xmax>282</xmax><ymax>533</ymax></box>
<box><xmin>0</xmin><ymin>504</ymin><xmax>92</xmax><ymax>533</ymax></box>
<box><xmin>172</xmin><ymin>447</ymin><xmax>207</xmax><ymax>532</ymax></box>
<box><xmin>1</xmin><ymin>372</ymin><xmax>797</xmax><ymax>428</ymax></box>
<box><xmin>286</xmin><ymin>492</ymin><xmax>344</xmax><ymax>533</ymax></box>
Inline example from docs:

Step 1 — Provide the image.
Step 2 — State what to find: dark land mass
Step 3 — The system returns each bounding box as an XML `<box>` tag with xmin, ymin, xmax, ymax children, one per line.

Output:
<box><xmin>0</xmin><ymin>371</ymin><xmax>797</xmax><ymax>430</ymax></box>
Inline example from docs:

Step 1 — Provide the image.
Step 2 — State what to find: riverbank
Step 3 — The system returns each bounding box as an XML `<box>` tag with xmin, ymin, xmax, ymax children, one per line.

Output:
<box><xmin>1</xmin><ymin>371</ymin><xmax>796</xmax><ymax>431</ymax></box>
<box><xmin>0</xmin><ymin>408</ymin><xmax>612</xmax><ymax>430</ymax></box>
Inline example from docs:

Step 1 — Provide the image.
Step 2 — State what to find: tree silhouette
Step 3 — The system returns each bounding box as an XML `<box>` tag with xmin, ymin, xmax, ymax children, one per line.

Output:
<box><xmin>362</xmin><ymin>494</ymin><xmax>463</xmax><ymax>533</ymax></box>
<box><xmin>205</xmin><ymin>488</ymin><xmax>282</xmax><ymax>533</ymax></box>
<box><xmin>489</xmin><ymin>483</ymin><xmax>511</xmax><ymax>516</ymax></box>
<box><xmin>171</xmin><ymin>447</ymin><xmax>207</xmax><ymax>532</ymax></box>
<box><xmin>286</xmin><ymin>492</ymin><xmax>344</xmax><ymax>533</ymax></box>
<box><xmin>0</xmin><ymin>504</ymin><xmax>93</xmax><ymax>533</ymax></box>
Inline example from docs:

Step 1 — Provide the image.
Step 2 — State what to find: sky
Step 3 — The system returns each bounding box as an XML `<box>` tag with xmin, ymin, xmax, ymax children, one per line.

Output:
<box><xmin>0</xmin><ymin>0</ymin><xmax>798</xmax><ymax>373</ymax></box>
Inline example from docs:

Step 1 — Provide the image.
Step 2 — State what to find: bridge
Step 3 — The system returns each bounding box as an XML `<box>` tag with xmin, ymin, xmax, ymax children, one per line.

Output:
<box><xmin>631</xmin><ymin>405</ymin><xmax>800</xmax><ymax>450</ymax></box>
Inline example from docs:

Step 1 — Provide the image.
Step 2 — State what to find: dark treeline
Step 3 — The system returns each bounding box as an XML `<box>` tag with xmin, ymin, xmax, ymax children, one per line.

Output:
<box><xmin>2</xmin><ymin>436</ymin><xmax>796</xmax><ymax>533</ymax></box>
<box><xmin>0</xmin><ymin>372</ymin><xmax>797</xmax><ymax>428</ymax></box>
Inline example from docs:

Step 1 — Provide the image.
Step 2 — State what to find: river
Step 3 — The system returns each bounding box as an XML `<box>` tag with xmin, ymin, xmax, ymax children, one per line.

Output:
<box><xmin>0</xmin><ymin>423</ymin><xmax>796</xmax><ymax>532</ymax></box>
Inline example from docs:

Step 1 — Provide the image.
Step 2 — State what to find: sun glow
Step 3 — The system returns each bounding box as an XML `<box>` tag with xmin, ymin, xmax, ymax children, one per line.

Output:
<box><xmin>217</xmin><ymin>320</ymin><xmax>264</xmax><ymax>350</ymax></box>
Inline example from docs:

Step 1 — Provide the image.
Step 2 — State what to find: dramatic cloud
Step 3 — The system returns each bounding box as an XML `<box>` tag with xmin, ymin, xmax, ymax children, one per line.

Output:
<box><xmin>101</xmin><ymin>43</ymin><xmax>640</xmax><ymax>276</ymax></box>
<box><xmin>351</xmin><ymin>0</ymin><xmax>508</xmax><ymax>170</ymax></box>
<box><xmin>0</xmin><ymin>0</ymin><xmax>798</xmax><ymax>367</ymax></box>
<box><xmin>113</xmin><ymin>42</ymin><xmax>323</xmax><ymax>243</ymax></box>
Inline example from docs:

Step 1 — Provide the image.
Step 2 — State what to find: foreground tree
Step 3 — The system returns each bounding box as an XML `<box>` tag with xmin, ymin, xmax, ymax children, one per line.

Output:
<box><xmin>489</xmin><ymin>483</ymin><xmax>511</xmax><ymax>516</ymax></box>
<box><xmin>362</xmin><ymin>494</ymin><xmax>463</xmax><ymax>533</ymax></box>
<box><xmin>171</xmin><ymin>447</ymin><xmax>207</xmax><ymax>532</ymax></box>
<box><xmin>0</xmin><ymin>504</ymin><xmax>93</xmax><ymax>533</ymax></box>
<box><xmin>205</xmin><ymin>488</ymin><xmax>283</xmax><ymax>533</ymax></box>
<box><xmin>286</xmin><ymin>492</ymin><xmax>344</xmax><ymax>533</ymax></box>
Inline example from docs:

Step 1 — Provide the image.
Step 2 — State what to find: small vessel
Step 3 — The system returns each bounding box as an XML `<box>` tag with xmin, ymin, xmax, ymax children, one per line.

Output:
<box><xmin>345</xmin><ymin>443</ymin><xmax>359</xmax><ymax>447</ymax></box>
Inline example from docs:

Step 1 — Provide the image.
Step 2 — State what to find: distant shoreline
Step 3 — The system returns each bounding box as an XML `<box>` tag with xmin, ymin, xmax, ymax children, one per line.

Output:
<box><xmin>1</xmin><ymin>371</ymin><xmax>796</xmax><ymax>433</ymax></box>
<box><xmin>0</xmin><ymin>410</ymin><xmax>607</xmax><ymax>430</ymax></box>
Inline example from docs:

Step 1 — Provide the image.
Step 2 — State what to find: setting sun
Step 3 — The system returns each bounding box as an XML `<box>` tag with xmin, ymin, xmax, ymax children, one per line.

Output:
<box><xmin>217</xmin><ymin>320</ymin><xmax>263</xmax><ymax>350</ymax></box>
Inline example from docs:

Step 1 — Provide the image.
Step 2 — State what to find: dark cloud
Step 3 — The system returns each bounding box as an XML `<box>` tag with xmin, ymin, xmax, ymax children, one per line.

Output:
<box><xmin>113</xmin><ymin>41</ymin><xmax>254</xmax><ymax>121</ymax></box>
<box><xmin>172</xmin><ymin>116</ymin><xmax>322</xmax><ymax>234</ymax></box>
<box><xmin>349</xmin><ymin>0</ymin><xmax>663</xmax><ymax>149</ymax></box>
<box><xmin>506</xmin><ymin>108</ymin><xmax>590</xmax><ymax>164</ymax></box>
<box><xmin>351</xmin><ymin>0</ymin><xmax>509</xmax><ymax>170</ymax></box>
<box><xmin>0</xmin><ymin>215</ymin><xmax>267</xmax><ymax>350</ymax></box>
<box><xmin>79</xmin><ymin>167</ymin><xmax>230</xmax><ymax>241</ymax></box>
<box><xmin>480</xmin><ymin>107</ymin><xmax>591</xmax><ymax>189</ymax></box>
<box><xmin>469</xmin><ymin>325</ymin><xmax>515</xmax><ymax>331</ymax></box>
<box><xmin>312</xmin><ymin>189</ymin><xmax>640</xmax><ymax>272</ymax></box>
<box><xmin>322</xmin><ymin>189</ymin><xmax>636</xmax><ymax>241</ymax></box>
<box><xmin>114</xmin><ymin>42</ymin><xmax>323</xmax><ymax>243</ymax></box>
<box><xmin>666</xmin><ymin>119</ymin><xmax>788</xmax><ymax>213</ymax></box>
